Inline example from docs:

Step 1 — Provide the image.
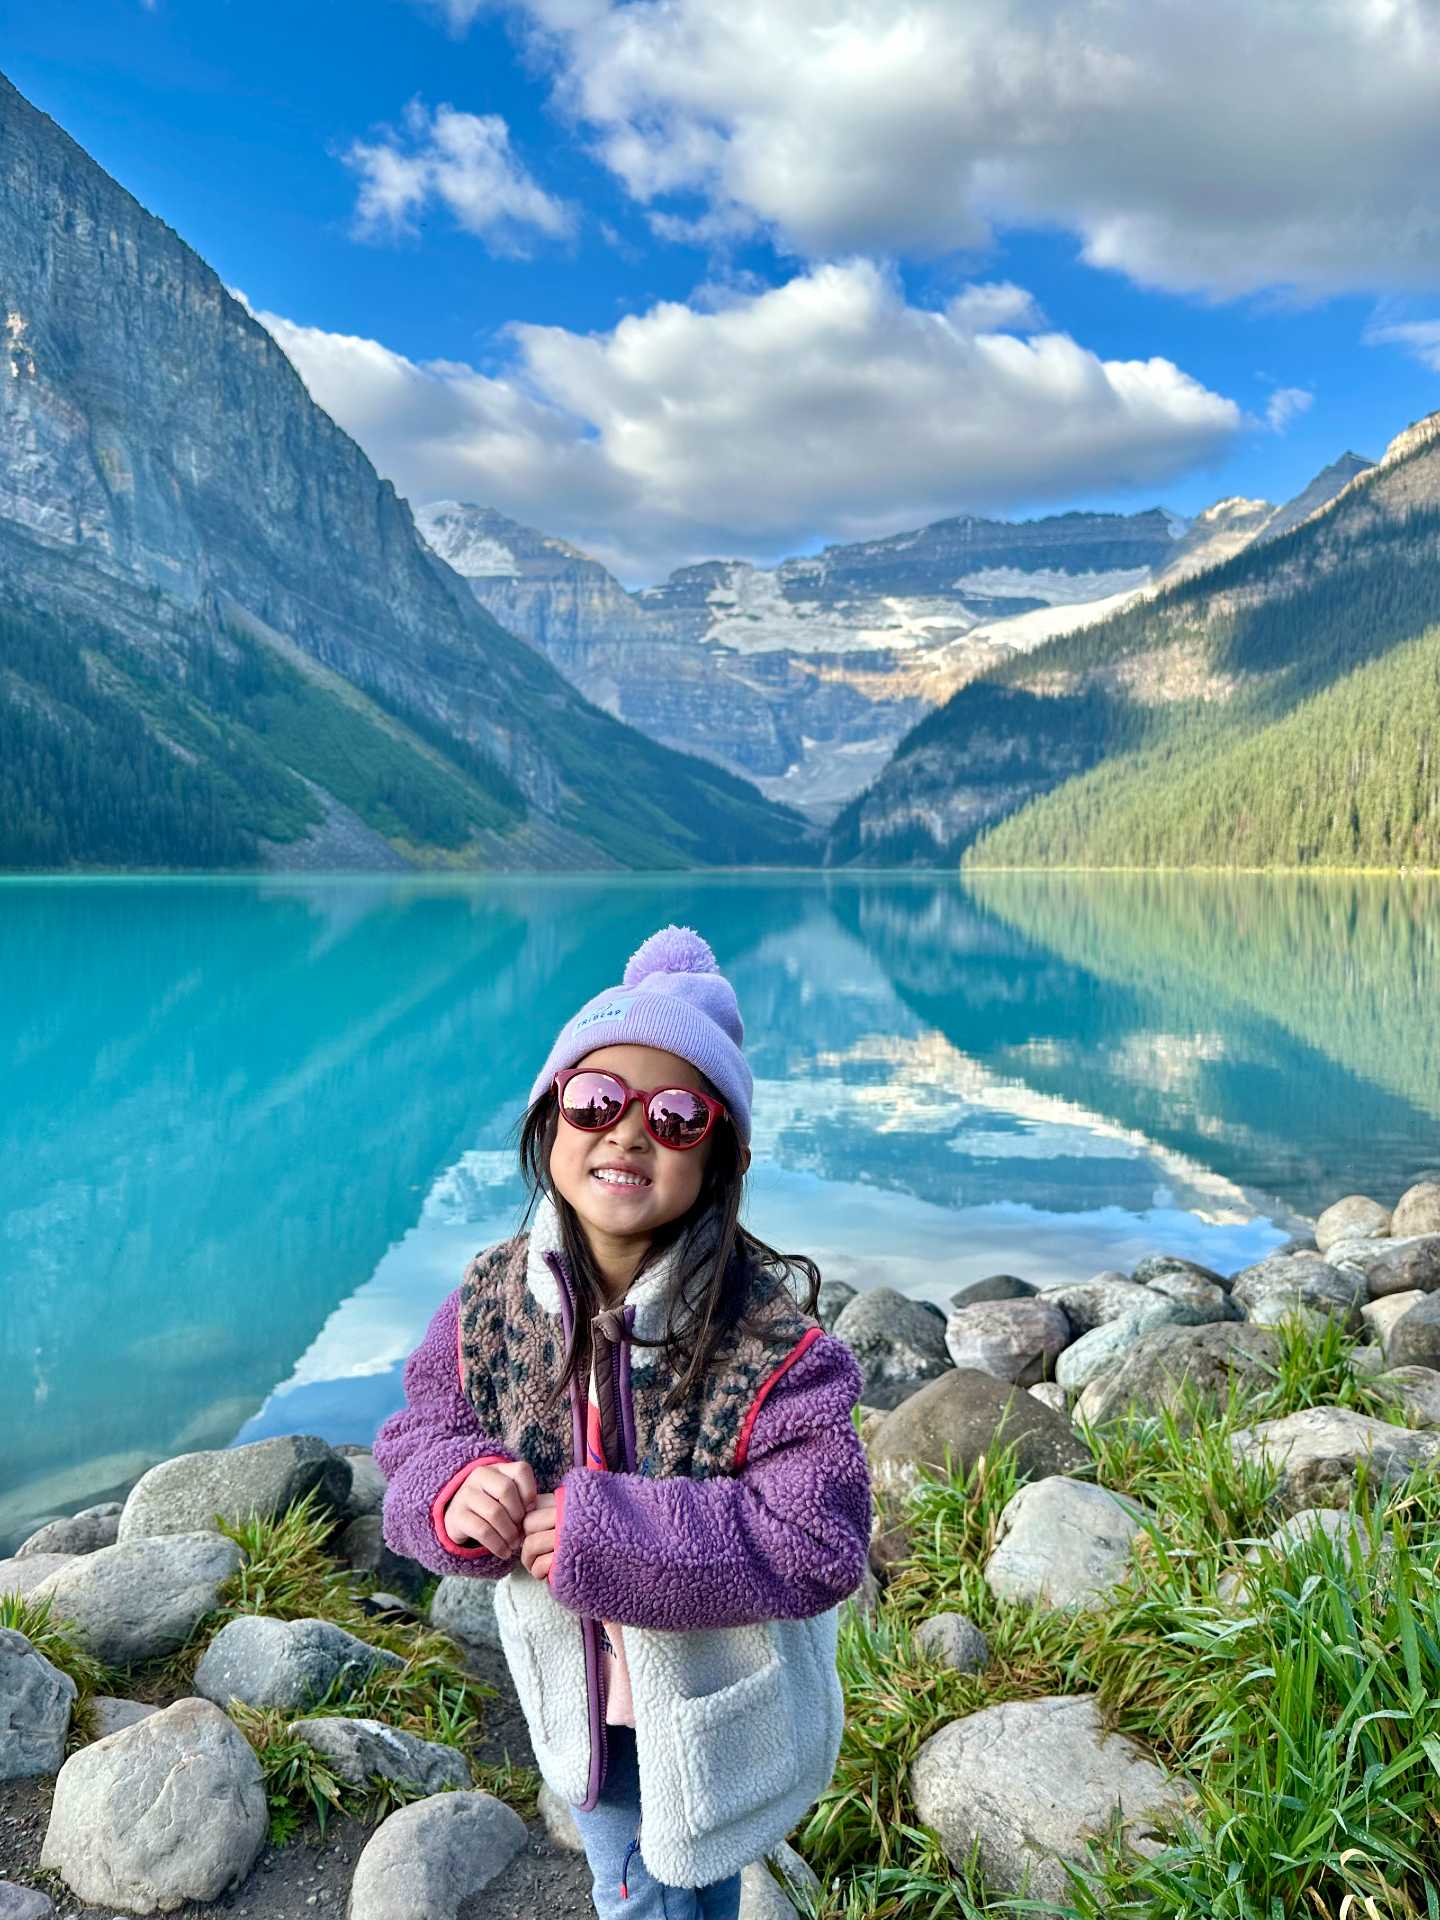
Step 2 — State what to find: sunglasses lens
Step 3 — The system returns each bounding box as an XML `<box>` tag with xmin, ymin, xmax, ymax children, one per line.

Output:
<box><xmin>646</xmin><ymin>1088</ymin><xmax>711</xmax><ymax>1147</ymax></box>
<box><xmin>558</xmin><ymin>1071</ymin><xmax>626</xmax><ymax>1129</ymax></box>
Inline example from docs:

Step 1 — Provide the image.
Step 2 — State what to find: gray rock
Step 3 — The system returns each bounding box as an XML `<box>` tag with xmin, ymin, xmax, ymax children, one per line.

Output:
<box><xmin>341</xmin><ymin>1454</ymin><xmax>387</xmax><ymax>1522</ymax></box>
<box><xmin>537</xmin><ymin>1781</ymin><xmax>584</xmax><ymax>1851</ymax></box>
<box><xmin>1325</xmin><ymin>1235</ymin><xmax>1405</xmax><ymax>1279</ymax></box>
<box><xmin>1273</xmin><ymin>1236</ymin><xmax>1321</xmax><ymax>1257</ymax></box>
<box><xmin>39</xmin><ymin>1698</ymin><xmax>267</xmax><ymax>1911</ymax></box>
<box><xmin>842</xmin><ymin>1567</ymin><xmax>882</xmax><ymax>1623</ymax></box>
<box><xmin>340</xmin><ymin>1515</ymin><xmax>428</xmax><ymax>1599</ymax></box>
<box><xmin>1132</xmin><ymin>1253</ymin><xmax>1229</xmax><ymax>1291</ymax></box>
<box><xmin>1363</xmin><ymin>1237</ymin><xmax>1440</xmax><ymax>1298</ymax></box>
<box><xmin>428</xmin><ymin>1578</ymin><xmax>502</xmax><ymax>1650</ymax></box>
<box><xmin>1349</xmin><ymin>1344</ymin><xmax>1386</xmax><ymax>1377</ymax></box>
<box><xmin>1039</xmin><ymin>1278</ymin><xmax>1157</xmax><ymax>1336</ymax></box>
<box><xmin>1074</xmin><ymin>1322</ymin><xmax>1281</xmax><ymax>1429</ymax></box>
<box><xmin>985</xmin><ymin>1478</ymin><xmax>1152</xmax><ymax>1611</ymax></box>
<box><xmin>346</xmin><ymin>1790</ymin><xmax>527</xmax><ymax>1920</ymax></box>
<box><xmin>910</xmin><ymin>1695</ymin><xmax>1189</xmax><ymax>1904</ymax></box>
<box><xmin>0</xmin><ymin>1555</ymin><xmax>78</xmax><ymax>1601</ymax></box>
<box><xmin>1385</xmin><ymin>1293</ymin><xmax>1440</xmax><ymax>1370</ymax></box>
<box><xmin>1372</xmin><ymin>1365</ymin><xmax>1440</xmax><ymax>1427</ymax></box>
<box><xmin>1028</xmin><ymin>1381</ymin><xmax>1069</xmax><ymax>1416</ymax></box>
<box><xmin>117</xmin><ymin>1434</ymin><xmax>352</xmax><ymax>1544</ymax></box>
<box><xmin>1360</xmin><ymin>1291</ymin><xmax>1425</xmax><ymax>1355</ymax></box>
<box><xmin>814</xmin><ymin>1279</ymin><xmax>858</xmax><ymax>1331</ymax></box>
<box><xmin>740</xmin><ymin>1843</ymin><xmax>821</xmax><ymax>1919</ymax></box>
<box><xmin>943</xmin><ymin>1299</ymin><xmax>1071</xmax><ymax>1386</ymax></box>
<box><xmin>1055</xmin><ymin>1311</ymin><xmax>1176</xmax><ymax>1394</ymax></box>
<box><xmin>30</xmin><ymin>1533</ymin><xmax>242</xmax><ymax>1666</ymax></box>
<box><xmin>194</xmin><ymin>1614</ymin><xmax>402</xmax><ymax>1712</ymax></box>
<box><xmin>14</xmin><ymin>1504</ymin><xmax>123</xmax><ymax>1560</ymax></box>
<box><xmin>1218</xmin><ymin>1507</ymin><xmax>1390</xmax><ymax>1601</ymax></box>
<box><xmin>0</xmin><ymin>1628</ymin><xmax>76</xmax><ymax>1778</ymax></box>
<box><xmin>855</xmin><ymin>1375</ymin><xmax>934</xmax><ymax>1413</ymax></box>
<box><xmin>287</xmin><ymin>1716</ymin><xmax>469</xmax><ymax>1793</ymax></box>
<box><xmin>1316</xmin><ymin>1196</ymin><xmax>1391</xmax><ymax>1252</ymax></box>
<box><xmin>949</xmin><ymin>1274</ymin><xmax>1037</xmax><ymax>1310</ymax></box>
<box><xmin>1230</xmin><ymin>1252</ymin><xmax>1364</xmax><ymax>1330</ymax></box>
<box><xmin>832</xmin><ymin>1287</ymin><xmax>951</xmax><ymax>1394</ymax></box>
<box><xmin>1393</xmin><ymin>1183</ymin><xmax>1440</xmax><ymax>1239</ymax></box>
<box><xmin>1229</xmin><ymin>1406</ymin><xmax>1440</xmax><ymax>1513</ymax></box>
<box><xmin>868</xmin><ymin>1370</ymin><xmax>1089</xmax><ymax>1574</ymax></box>
<box><xmin>1144</xmin><ymin>1268</ymin><xmax>1241</xmax><ymax>1324</ymax></box>
<box><xmin>0</xmin><ymin>1886</ymin><xmax>55</xmax><ymax>1920</ymax></box>
<box><xmin>90</xmin><ymin>1696</ymin><xmax>158</xmax><ymax>1739</ymax></box>
<box><xmin>914</xmin><ymin>1612</ymin><xmax>990</xmax><ymax>1674</ymax></box>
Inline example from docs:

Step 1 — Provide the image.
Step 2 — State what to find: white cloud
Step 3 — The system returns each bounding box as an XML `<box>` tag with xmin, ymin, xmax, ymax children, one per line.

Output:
<box><xmin>249</xmin><ymin>261</ymin><xmax>1240</xmax><ymax>584</ymax></box>
<box><xmin>1365</xmin><ymin>317</ymin><xmax>1440</xmax><ymax>373</ymax></box>
<box><xmin>1265</xmin><ymin>386</ymin><xmax>1313</xmax><ymax>433</ymax></box>
<box><xmin>476</xmin><ymin>0</ymin><xmax>1440</xmax><ymax>299</ymax></box>
<box><xmin>344</xmin><ymin>99</ymin><xmax>575</xmax><ymax>256</ymax></box>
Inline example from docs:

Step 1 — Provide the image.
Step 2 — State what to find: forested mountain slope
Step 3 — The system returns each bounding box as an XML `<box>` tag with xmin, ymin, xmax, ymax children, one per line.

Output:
<box><xmin>0</xmin><ymin>73</ymin><xmax>810</xmax><ymax>871</ymax></box>
<box><xmin>828</xmin><ymin>413</ymin><xmax>1440</xmax><ymax>870</ymax></box>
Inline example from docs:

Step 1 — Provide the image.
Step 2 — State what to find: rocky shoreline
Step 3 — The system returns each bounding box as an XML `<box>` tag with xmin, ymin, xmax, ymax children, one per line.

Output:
<box><xmin>4</xmin><ymin>1175</ymin><xmax>1440</xmax><ymax>1917</ymax></box>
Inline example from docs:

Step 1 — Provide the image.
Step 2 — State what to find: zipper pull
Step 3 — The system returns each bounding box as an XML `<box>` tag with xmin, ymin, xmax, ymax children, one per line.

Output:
<box><xmin>594</xmin><ymin>1306</ymin><xmax>627</xmax><ymax>1343</ymax></box>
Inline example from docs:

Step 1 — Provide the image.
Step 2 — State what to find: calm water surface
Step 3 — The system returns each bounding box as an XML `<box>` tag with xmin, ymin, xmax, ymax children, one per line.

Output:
<box><xmin>3</xmin><ymin>871</ymin><xmax>1438</xmax><ymax>1550</ymax></box>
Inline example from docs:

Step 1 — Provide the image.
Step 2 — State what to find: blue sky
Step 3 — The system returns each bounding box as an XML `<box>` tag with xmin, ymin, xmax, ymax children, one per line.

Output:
<box><xmin>6</xmin><ymin>0</ymin><xmax>1439</xmax><ymax>582</ymax></box>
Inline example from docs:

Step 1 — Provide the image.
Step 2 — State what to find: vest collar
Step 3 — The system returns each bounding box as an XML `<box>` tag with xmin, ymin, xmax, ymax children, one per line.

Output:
<box><xmin>523</xmin><ymin>1190</ymin><xmax>718</xmax><ymax>1349</ymax></box>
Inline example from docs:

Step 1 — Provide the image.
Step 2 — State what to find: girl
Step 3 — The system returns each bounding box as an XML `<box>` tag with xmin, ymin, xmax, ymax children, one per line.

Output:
<box><xmin>374</xmin><ymin>925</ymin><xmax>871</xmax><ymax>1919</ymax></box>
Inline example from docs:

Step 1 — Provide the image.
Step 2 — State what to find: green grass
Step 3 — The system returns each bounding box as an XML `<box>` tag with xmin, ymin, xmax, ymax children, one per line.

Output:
<box><xmin>799</xmin><ymin>1316</ymin><xmax>1440</xmax><ymax>1917</ymax></box>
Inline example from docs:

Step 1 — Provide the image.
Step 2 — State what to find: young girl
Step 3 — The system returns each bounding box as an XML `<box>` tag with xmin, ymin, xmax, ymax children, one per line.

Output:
<box><xmin>373</xmin><ymin>925</ymin><xmax>871</xmax><ymax>1919</ymax></box>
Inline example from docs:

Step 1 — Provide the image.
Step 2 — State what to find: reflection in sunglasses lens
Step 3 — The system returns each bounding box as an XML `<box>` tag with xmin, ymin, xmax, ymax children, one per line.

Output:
<box><xmin>561</xmin><ymin>1071</ymin><xmax>625</xmax><ymax>1128</ymax></box>
<box><xmin>647</xmin><ymin>1089</ymin><xmax>708</xmax><ymax>1145</ymax></box>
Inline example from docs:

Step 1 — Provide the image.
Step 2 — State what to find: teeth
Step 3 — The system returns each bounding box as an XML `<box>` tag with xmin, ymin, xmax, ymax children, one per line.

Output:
<box><xmin>593</xmin><ymin>1169</ymin><xmax>649</xmax><ymax>1187</ymax></box>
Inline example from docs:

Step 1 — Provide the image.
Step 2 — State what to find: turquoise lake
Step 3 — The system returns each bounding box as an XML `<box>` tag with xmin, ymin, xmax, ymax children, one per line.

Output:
<box><xmin>3</xmin><ymin>870</ymin><xmax>1438</xmax><ymax>1551</ymax></box>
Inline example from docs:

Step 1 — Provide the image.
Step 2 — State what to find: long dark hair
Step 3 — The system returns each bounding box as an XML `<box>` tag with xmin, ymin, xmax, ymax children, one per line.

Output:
<box><xmin>516</xmin><ymin>1084</ymin><xmax>820</xmax><ymax>1413</ymax></box>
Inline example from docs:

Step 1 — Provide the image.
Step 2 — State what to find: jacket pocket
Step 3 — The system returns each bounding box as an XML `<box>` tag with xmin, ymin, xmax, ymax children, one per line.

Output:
<box><xmin>671</xmin><ymin>1650</ymin><xmax>801</xmax><ymax>1833</ymax></box>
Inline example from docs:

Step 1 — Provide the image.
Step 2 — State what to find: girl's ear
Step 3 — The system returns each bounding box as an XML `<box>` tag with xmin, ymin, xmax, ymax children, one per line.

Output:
<box><xmin>739</xmin><ymin>1142</ymin><xmax>752</xmax><ymax>1175</ymax></box>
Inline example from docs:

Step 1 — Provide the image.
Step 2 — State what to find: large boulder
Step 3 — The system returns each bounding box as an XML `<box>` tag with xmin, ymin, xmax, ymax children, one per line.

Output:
<box><xmin>1361</xmin><ymin>1238</ymin><xmax>1440</xmax><ymax>1299</ymax></box>
<box><xmin>1393</xmin><ymin>1183</ymin><xmax>1440</xmax><ymax>1240</ymax></box>
<box><xmin>1229</xmin><ymin>1406</ymin><xmax>1440</xmax><ymax>1513</ymax></box>
<box><xmin>1229</xmin><ymin>1253</ymin><xmax>1364</xmax><ymax>1331</ymax></box>
<box><xmin>30</xmin><ymin>1533</ymin><xmax>242</xmax><ymax>1666</ymax></box>
<box><xmin>910</xmin><ymin>1696</ymin><xmax>1189</xmax><ymax>1905</ymax></box>
<box><xmin>0</xmin><ymin>1555</ymin><xmax>78</xmax><ymax>1601</ymax></box>
<box><xmin>1372</xmin><ymin>1366</ymin><xmax>1440</xmax><ymax>1427</ymax></box>
<box><xmin>118</xmin><ymin>1434</ymin><xmax>352</xmax><ymax>1543</ymax></box>
<box><xmin>429</xmin><ymin>1576</ymin><xmax>502</xmax><ymax>1651</ymax></box>
<box><xmin>346</xmin><ymin>1790</ymin><xmax>527</xmax><ymax>1920</ymax></box>
<box><xmin>741</xmin><ymin>1844</ymin><xmax>822</xmax><ymax>1920</ymax></box>
<box><xmin>194</xmin><ymin>1613</ymin><xmax>402</xmax><ymax>1712</ymax></box>
<box><xmin>339</xmin><ymin>1515</ymin><xmax>428</xmax><ymax>1599</ymax></box>
<box><xmin>815</xmin><ymin>1279</ymin><xmax>858</xmax><ymax>1330</ymax></box>
<box><xmin>1361</xmin><ymin>1291</ymin><xmax>1426</xmax><ymax>1355</ymax></box>
<box><xmin>1217</xmin><ymin>1507</ymin><xmax>1391</xmax><ymax>1602</ymax></box>
<box><xmin>942</xmin><ymin>1299</ymin><xmax>1071</xmax><ymax>1386</ymax></box>
<box><xmin>0</xmin><ymin>1886</ymin><xmax>53</xmax><ymax>1919</ymax></box>
<box><xmin>14</xmin><ymin>1504</ymin><xmax>123</xmax><ymax>1560</ymax></box>
<box><xmin>287</xmin><ymin>1716</ymin><xmax>469</xmax><ymax>1792</ymax></box>
<box><xmin>949</xmin><ymin>1274</ymin><xmax>1037</xmax><ymax>1310</ymax></box>
<box><xmin>867</xmin><ymin>1369</ymin><xmax>1089</xmax><ymax>1573</ymax></box>
<box><xmin>1074</xmin><ymin>1322</ymin><xmax>1280</xmax><ymax>1429</ymax></box>
<box><xmin>1132</xmin><ymin>1253</ymin><xmax>1229</xmax><ymax>1291</ymax></box>
<box><xmin>341</xmin><ymin>1453</ymin><xmax>388</xmax><ymax>1523</ymax></box>
<box><xmin>40</xmin><ymin>1698</ymin><xmax>267</xmax><ymax>1913</ymax></box>
<box><xmin>91</xmin><ymin>1696</ymin><xmax>159</xmax><ymax>1739</ymax></box>
<box><xmin>1383</xmin><ymin>1293</ymin><xmax>1440</xmax><ymax>1371</ymax></box>
<box><xmin>1316</xmin><ymin>1196</ymin><xmax>1391</xmax><ymax>1253</ymax></box>
<box><xmin>1144</xmin><ymin>1269</ymin><xmax>1240</xmax><ymax>1324</ymax></box>
<box><xmin>984</xmin><ymin>1479</ymin><xmax>1152</xmax><ymax>1611</ymax></box>
<box><xmin>832</xmin><ymin>1288</ymin><xmax>950</xmax><ymax>1397</ymax></box>
<box><xmin>1056</xmin><ymin>1314</ymin><xmax>1171</xmax><ymax>1394</ymax></box>
<box><xmin>0</xmin><ymin>1628</ymin><xmax>76</xmax><ymax>1779</ymax></box>
<box><xmin>1039</xmin><ymin>1279</ymin><xmax>1158</xmax><ymax>1336</ymax></box>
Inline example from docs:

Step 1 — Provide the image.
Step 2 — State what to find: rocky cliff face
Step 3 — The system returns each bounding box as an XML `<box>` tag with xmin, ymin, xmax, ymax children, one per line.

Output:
<box><xmin>0</xmin><ymin>73</ymin><xmax>808</xmax><ymax>870</ymax></box>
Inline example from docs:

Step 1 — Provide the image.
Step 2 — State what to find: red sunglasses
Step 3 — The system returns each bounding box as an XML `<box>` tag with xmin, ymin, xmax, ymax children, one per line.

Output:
<box><xmin>553</xmin><ymin>1066</ymin><xmax>727</xmax><ymax>1151</ymax></box>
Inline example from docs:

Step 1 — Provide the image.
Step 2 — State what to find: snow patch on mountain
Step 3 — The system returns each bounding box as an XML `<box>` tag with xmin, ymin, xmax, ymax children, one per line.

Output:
<box><xmin>951</xmin><ymin>565</ymin><xmax>1152</xmax><ymax>605</ymax></box>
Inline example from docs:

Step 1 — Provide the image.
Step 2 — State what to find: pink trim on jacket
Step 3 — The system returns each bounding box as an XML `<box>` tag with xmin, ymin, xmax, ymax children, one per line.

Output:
<box><xmin>430</xmin><ymin>1455</ymin><xmax>508</xmax><ymax>1557</ymax></box>
<box><xmin>734</xmin><ymin>1324</ymin><xmax>824</xmax><ymax>1468</ymax></box>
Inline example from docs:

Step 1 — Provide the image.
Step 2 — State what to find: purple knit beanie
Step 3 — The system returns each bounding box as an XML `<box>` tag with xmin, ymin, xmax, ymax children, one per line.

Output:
<box><xmin>527</xmin><ymin>925</ymin><xmax>753</xmax><ymax>1143</ymax></box>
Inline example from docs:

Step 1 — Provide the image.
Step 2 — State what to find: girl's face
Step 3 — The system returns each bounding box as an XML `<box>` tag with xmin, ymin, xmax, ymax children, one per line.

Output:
<box><xmin>547</xmin><ymin>1044</ymin><xmax>722</xmax><ymax>1251</ymax></box>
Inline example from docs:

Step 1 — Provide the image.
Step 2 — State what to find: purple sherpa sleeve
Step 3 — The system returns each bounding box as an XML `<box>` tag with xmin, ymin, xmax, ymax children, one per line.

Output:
<box><xmin>546</xmin><ymin>1332</ymin><xmax>871</xmax><ymax>1630</ymax></box>
<box><xmin>372</xmin><ymin>1288</ymin><xmax>520</xmax><ymax>1580</ymax></box>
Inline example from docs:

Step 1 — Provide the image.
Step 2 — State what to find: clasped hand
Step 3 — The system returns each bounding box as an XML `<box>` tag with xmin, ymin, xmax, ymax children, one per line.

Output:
<box><xmin>443</xmin><ymin>1459</ymin><xmax>558</xmax><ymax>1579</ymax></box>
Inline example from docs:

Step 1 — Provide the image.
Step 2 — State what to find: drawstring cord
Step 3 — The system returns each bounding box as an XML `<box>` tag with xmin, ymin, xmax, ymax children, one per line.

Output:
<box><xmin>619</xmin><ymin>1821</ymin><xmax>642</xmax><ymax>1899</ymax></box>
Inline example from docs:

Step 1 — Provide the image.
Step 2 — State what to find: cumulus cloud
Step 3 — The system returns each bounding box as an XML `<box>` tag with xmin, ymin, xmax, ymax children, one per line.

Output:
<box><xmin>344</xmin><ymin>99</ymin><xmax>575</xmax><ymax>255</ymax></box>
<box><xmin>249</xmin><ymin>261</ymin><xmax>1239</xmax><ymax>584</ymax></box>
<box><xmin>1365</xmin><ymin>317</ymin><xmax>1440</xmax><ymax>372</ymax></box>
<box><xmin>1265</xmin><ymin>386</ymin><xmax>1313</xmax><ymax>433</ymax></box>
<box><xmin>475</xmin><ymin>0</ymin><xmax>1440</xmax><ymax>299</ymax></box>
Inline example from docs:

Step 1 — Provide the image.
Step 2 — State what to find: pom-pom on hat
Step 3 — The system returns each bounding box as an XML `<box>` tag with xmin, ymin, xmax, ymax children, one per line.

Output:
<box><xmin>527</xmin><ymin>924</ymin><xmax>752</xmax><ymax>1143</ymax></box>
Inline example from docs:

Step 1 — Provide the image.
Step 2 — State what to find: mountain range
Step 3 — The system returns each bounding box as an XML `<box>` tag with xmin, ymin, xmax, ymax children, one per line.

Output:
<box><xmin>0</xmin><ymin>72</ymin><xmax>810</xmax><ymax>873</ymax></box>
<box><xmin>417</xmin><ymin>455</ymin><xmax>1371</xmax><ymax>822</ymax></box>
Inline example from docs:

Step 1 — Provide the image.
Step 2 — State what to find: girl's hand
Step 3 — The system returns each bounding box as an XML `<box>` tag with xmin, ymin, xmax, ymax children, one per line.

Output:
<box><xmin>443</xmin><ymin>1459</ymin><xmax>537</xmax><ymax>1557</ymax></box>
<box><xmin>520</xmin><ymin>1492</ymin><xmax>559</xmax><ymax>1581</ymax></box>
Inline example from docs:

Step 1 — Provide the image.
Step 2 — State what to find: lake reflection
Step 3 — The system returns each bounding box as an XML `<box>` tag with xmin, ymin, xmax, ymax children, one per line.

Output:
<box><xmin>2</xmin><ymin>871</ymin><xmax>1437</xmax><ymax>1549</ymax></box>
